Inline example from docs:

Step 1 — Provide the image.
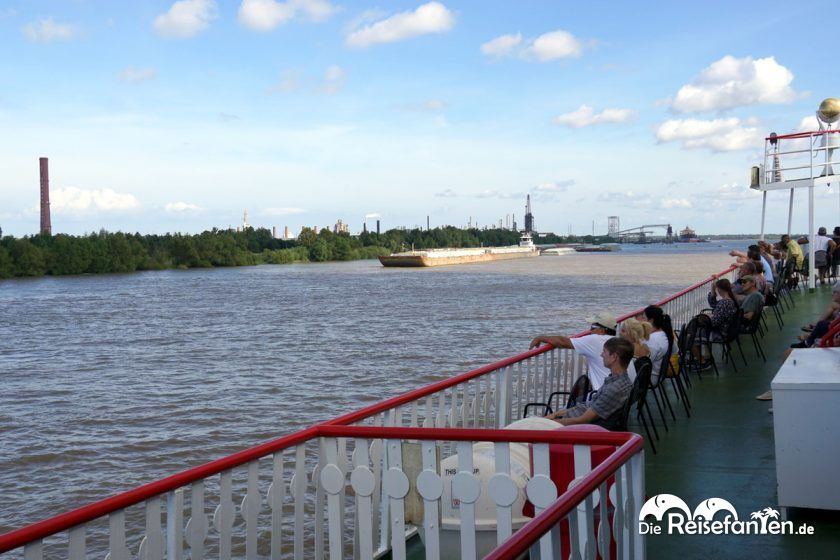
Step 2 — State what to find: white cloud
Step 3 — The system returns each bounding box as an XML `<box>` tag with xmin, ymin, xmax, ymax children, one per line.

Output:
<box><xmin>269</xmin><ymin>70</ymin><xmax>301</xmax><ymax>93</ymax></box>
<box><xmin>153</xmin><ymin>0</ymin><xmax>217</xmax><ymax>39</ymax></box>
<box><xmin>320</xmin><ymin>65</ymin><xmax>345</xmax><ymax>94</ymax></box>
<box><xmin>796</xmin><ymin>115</ymin><xmax>819</xmax><ymax>132</ymax></box>
<box><xmin>364</xmin><ymin>212</ymin><xmax>381</xmax><ymax>219</ymax></box>
<box><xmin>345</xmin><ymin>1</ymin><xmax>455</xmax><ymax>48</ymax></box>
<box><xmin>596</xmin><ymin>191</ymin><xmax>653</xmax><ymax>208</ymax></box>
<box><xmin>481</xmin><ymin>29</ymin><xmax>585</xmax><ymax>62</ymax></box>
<box><xmin>263</xmin><ymin>207</ymin><xmax>305</xmax><ymax>216</ymax></box>
<box><xmin>22</xmin><ymin>18</ymin><xmax>81</xmax><ymax>42</ymax></box>
<box><xmin>525</xmin><ymin>30</ymin><xmax>582</xmax><ymax>61</ymax></box>
<box><xmin>534</xmin><ymin>180</ymin><xmax>574</xmax><ymax>194</ymax></box>
<box><xmin>655</xmin><ymin>117</ymin><xmax>764</xmax><ymax>151</ymax></box>
<box><xmin>238</xmin><ymin>0</ymin><xmax>336</xmax><ymax>30</ymax></box>
<box><xmin>119</xmin><ymin>66</ymin><xmax>157</xmax><ymax>83</ymax></box>
<box><xmin>553</xmin><ymin>105</ymin><xmax>636</xmax><ymax>128</ymax></box>
<box><xmin>435</xmin><ymin>189</ymin><xmax>457</xmax><ymax>198</ymax></box>
<box><xmin>691</xmin><ymin>182</ymin><xmax>762</xmax><ymax>210</ymax></box>
<box><xmin>165</xmin><ymin>202</ymin><xmax>203</xmax><ymax>213</ymax></box>
<box><xmin>398</xmin><ymin>99</ymin><xmax>448</xmax><ymax>112</ymax></box>
<box><xmin>670</xmin><ymin>55</ymin><xmax>797</xmax><ymax>113</ymax></box>
<box><xmin>660</xmin><ymin>198</ymin><xmax>692</xmax><ymax>209</ymax></box>
<box><xmin>52</xmin><ymin>187</ymin><xmax>140</xmax><ymax>213</ymax></box>
<box><xmin>480</xmin><ymin>33</ymin><xmax>521</xmax><ymax>58</ymax></box>
<box><xmin>464</xmin><ymin>182</ymin><xmax>573</xmax><ymax>202</ymax></box>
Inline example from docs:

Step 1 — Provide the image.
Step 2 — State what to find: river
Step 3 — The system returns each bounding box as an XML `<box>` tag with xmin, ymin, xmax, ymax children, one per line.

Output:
<box><xmin>0</xmin><ymin>241</ymin><xmax>741</xmax><ymax>535</ymax></box>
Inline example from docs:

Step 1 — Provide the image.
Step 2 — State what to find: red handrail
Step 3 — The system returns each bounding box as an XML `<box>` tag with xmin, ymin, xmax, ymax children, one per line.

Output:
<box><xmin>485</xmin><ymin>434</ymin><xmax>645</xmax><ymax>560</ymax></box>
<box><xmin>766</xmin><ymin>129</ymin><xmax>840</xmax><ymax>141</ymax></box>
<box><xmin>317</xmin><ymin>425</ymin><xmax>638</xmax><ymax>447</ymax></box>
<box><xmin>0</xmin><ymin>427</ymin><xmax>319</xmax><ymax>554</ymax></box>
<box><xmin>0</xmin><ymin>265</ymin><xmax>733</xmax><ymax>554</ymax></box>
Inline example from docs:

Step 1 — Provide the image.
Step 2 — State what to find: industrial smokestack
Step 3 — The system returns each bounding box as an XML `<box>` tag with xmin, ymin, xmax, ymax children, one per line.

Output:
<box><xmin>39</xmin><ymin>157</ymin><xmax>52</xmax><ymax>235</ymax></box>
<box><xmin>376</xmin><ymin>219</ymin><xmax>380</xmax><ymax>235</ymax></box>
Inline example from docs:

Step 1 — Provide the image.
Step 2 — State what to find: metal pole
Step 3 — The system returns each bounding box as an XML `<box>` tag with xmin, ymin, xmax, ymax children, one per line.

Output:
<box><xmin>787</xmin><ymin>189</ymin><xmax>794</xmax><ymax>236</ymax></box>
<box><xmin>760</xmin><ymin>191</ymin><xmax>767</xmax><ymax>241</ymax></box>
<box><xmin>808</xmin><ymin>181</ymin><xmax>815</xmax><ymax>292</ymax></box>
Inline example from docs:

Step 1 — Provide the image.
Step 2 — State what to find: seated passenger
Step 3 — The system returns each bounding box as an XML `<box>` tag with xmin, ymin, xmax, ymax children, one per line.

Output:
<box><xmin>640</xmin><ymin>305</ymin><xmax>675</xmax><ymax>382</ymax></box>
<box><xmin>733</xmin><ymin>261</ymin><xmax>764</xmax><ymax>298</ymax></box>
<box><xmin>737</xmin><ymin>275</ymin><xmax>764</xmax><ymax>324</ymax></box>
<box><xmin>792</xmin><ymin>284</ymin><xmax>840</xmax><ymax>348</ymax></box>
<box><xmin>706</xmin><ymin>278</ymin><xmax>740</xmax><ymax>337</ymax></box>
<box><xmin>814</xmin><ymin>227</ymin><xmax>837</xmax><ymax>285</ymax></box>
<box><xmin>530</xmin><ymin>311</ymin><xmax>620</xmax><ymax>391</ymax></box>
<box><xmin>618</xmin><ymin>318</ymin><xmax>652</xmax><ymax>381</ymax></box>
<box><xmin>544</xmin><ymin>337</ymin><xmax>634</xmax><ymax>429</ymax></box>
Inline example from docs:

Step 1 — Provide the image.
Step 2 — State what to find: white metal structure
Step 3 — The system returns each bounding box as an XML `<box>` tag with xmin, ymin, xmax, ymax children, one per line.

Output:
<box><xmin>752</xmin><ymin>101</ymin><xmax>840</xmax><ymax>290</ymax></box>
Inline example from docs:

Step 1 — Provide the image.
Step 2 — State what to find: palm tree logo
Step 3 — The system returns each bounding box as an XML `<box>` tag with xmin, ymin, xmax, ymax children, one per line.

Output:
<box><xmin>750</xmin><ymin>507</ymin><xmax>780</xmax><ymax>532</ymax></box>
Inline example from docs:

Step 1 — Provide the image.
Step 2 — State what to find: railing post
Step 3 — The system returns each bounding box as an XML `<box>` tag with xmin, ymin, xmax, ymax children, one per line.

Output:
<box><xmin>417</xmin><ymin>439</ymin><xmax>442</xmax><ymax>560</ymax></box>
<box><xmin>321</xmin><ymin>437</ymin><xmax>345</xmax><ymax>559</ymax></box>
<box><xmin>630</xmin><ymin>452</ymin><xmax>645</xmax><ymax>560</ymax></box>
<box><xmin>352</xmin><ymin>438</ymin><xmax>376</xmax><ymax>560</ymax></box>
<box><xmin>166</xmin><ymin>488</ymin><xmax>184</xmax><ymax>560</ymax></box>
<box><xmin>497</xmin><ymin>365</ymin><xmax>511</xmax><ymax>428</ymax></box>
<box><xmin>385</xmin><ymin>438</ymin><xmax>409</xmax><ymax>559</ymax></box>
<box><xmin>527</xmin><ymin>443</ymin><xmax>558</xmax><ymax>560</ymax></box>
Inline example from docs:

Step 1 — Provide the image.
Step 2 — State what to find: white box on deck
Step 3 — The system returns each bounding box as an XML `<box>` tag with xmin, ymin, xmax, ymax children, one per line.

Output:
<box><xmin>772</xmin><ymin>348</ymin><xmax>840</xmax><ymax>513</ymax></box>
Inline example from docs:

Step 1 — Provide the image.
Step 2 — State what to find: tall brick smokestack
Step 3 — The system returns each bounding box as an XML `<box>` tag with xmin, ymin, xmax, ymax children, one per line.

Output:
<box><xmin>39</xmin><ymin>157</ymin><xmax>52</xmax><ymax>235</ymax></box>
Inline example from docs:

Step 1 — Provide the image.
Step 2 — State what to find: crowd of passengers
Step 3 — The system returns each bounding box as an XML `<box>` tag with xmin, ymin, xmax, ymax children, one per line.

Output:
<box><xmin>528</xmin><ymin>226</ymin><xmax>840</xmax><ymax>429</ymax></box>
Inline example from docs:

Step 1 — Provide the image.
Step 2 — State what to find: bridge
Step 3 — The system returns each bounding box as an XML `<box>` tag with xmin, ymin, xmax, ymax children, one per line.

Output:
<box><xmin>612</xmin><ymin>224</ymin><xmax>673</xmax><ymax>242</ymax></box>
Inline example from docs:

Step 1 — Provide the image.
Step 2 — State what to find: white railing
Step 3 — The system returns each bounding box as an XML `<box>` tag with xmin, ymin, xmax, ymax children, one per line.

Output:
<box><xmin>1</xmin><ymin>427</ymin><xmax>644</xmax><ymax>560</ymax></box>
<box><xmin>758</xmin><ymin>130</ymin><xmax>840</xmax><ymax>187</ymax></box>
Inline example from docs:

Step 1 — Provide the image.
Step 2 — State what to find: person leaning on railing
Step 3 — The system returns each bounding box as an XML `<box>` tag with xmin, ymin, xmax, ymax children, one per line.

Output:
<box><xmin>730</xmin><ymin>245</ymin><xmax>773</xmax><ymax>291</ymax></box>
<box><xmin>781</xmin><ymin>234</ymin><xmax>804</xmax><ymax>272</ymax></box>
<box><xmin>529</xmin><ymin>311</ymin><xmax>621</xmax><ymax>392</ymax></box>
<box><xmin>540</xmin><ymin>337</ymin><xmax>634</xmax><ymax>429</ymax></box>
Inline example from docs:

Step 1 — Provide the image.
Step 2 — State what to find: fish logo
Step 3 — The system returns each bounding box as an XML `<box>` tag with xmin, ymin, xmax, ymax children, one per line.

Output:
<box><xmin>692</xmin><ymin>498</ymin><xmax>739</xmax><ymax>521</ymax></box>
<box><xmin>639</xmin><ymin>494</ymin><xmax>692</xmax><ymax>522</ymax></box>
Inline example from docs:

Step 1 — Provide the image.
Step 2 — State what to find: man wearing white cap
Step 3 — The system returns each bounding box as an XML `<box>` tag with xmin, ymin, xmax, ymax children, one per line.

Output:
<box><xmin>530</xmin><ymin>311</ymin><xmax>628</xmax><ymax>391</ymax></box>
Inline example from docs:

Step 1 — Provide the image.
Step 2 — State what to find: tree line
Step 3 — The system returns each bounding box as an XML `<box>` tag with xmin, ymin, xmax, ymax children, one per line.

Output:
<box><xmin>0</xmin><ymin>226</ymin><xmax>589</xmax><ymax>279</ymax></box>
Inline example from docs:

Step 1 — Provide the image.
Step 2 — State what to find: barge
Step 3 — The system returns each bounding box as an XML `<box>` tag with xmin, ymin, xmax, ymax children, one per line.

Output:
<box><xmin>378</xmin><ymin>232</ymin><xmax>539</xmax><ymax>267</ymax></box>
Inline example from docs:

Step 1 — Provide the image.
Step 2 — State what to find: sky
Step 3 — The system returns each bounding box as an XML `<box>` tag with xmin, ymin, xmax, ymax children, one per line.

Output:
<box><xmin>1</xmin><ymin>0</ymin><xmax>839</xmax><ymax>237</ymax></box>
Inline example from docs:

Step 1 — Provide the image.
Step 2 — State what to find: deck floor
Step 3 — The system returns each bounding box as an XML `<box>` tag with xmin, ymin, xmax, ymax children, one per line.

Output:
<box><xmin>644</xmin><ymin>284</ymin><xmax>840</xmax><ymax>559</ymax></box>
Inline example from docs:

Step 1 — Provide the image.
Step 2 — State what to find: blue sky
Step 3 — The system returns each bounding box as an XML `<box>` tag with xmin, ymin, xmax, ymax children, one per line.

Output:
<box><xmin>1</xmin><ymin>0</ymin><xmax>839</xmax><ymax>237</ymax></box>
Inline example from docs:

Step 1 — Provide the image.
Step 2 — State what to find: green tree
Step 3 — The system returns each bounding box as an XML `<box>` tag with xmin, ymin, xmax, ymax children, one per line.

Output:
<box><xmin>0</xmin><ymin>246</ymin><xmax>12</xmax><ymax>278</ymax></box>
<box><xmin>9</xmin><ymin>239</ymin><xmax>47</xmax><ymax>276</ymax></box>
